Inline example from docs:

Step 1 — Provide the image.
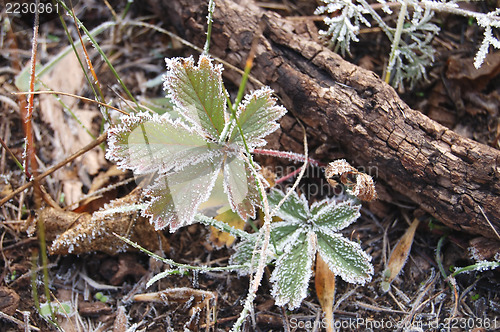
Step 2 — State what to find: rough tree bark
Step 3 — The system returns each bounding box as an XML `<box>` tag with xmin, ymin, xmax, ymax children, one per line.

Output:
<box><xmin>153</xmin><ymin>0</ymin><xmax>500</xmax><ymax>239</ymax></box>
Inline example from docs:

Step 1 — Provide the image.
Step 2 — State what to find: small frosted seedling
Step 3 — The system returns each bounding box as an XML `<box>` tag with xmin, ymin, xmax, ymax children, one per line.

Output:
<box><xmin>106</xmin><ymin>55</ymin><xmax>286</xmax><ymax>231</ymax></box>
<box><xmin>315</xmin><ymin>0</ymin><xmax>372</xmax><ymax>56</ymax></box>
<box><xmin>316</xmin><ymin>0</ymin><xmax>500</xmax><ymax>87</ymax></box>
<box><xmin>231</xmin><ymin>188</ymin><xmax>374</xmax><ymax>309</ymax></box>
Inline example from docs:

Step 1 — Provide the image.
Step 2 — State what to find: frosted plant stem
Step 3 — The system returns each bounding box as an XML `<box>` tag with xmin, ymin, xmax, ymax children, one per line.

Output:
<box><xmin>231</xmin><ymin>127</ymin><xmax>309</xmax><ymax>331</ymax></box>
<box><xmin>203</xmin><ymin>0</ymin><xmax>215</xmax><ymax>55</ymax></box>
<box><xmin>231</xmin><ymin>159</ymin><xmax>272</xmax><ymax>332</ymax></box>
<box><xmin>358</xmin><ymin>0</ymin><xmax>392</xmax><ymax>36</ymax></box>
<box><xmin>385</xmin><ymin>0</ymin><xmax>408</xmax><ymax>84</ymax></box>
<box><xmin>116</xmin><ymin>233</ymin><xmax>248</xmax><ymax>275</ymax></box>
<box><xmin>271</xmin><ymin>130</ymin><xmax>308</xmax><ymax>216</ymax></box>
<box><xmin>252</xmin><ymin>148</ymin><xmax>322</xmax><ymax>167</ymax></box>
<box><xmin>421</xmin><ymin>1</ymin><xmax>500</xmax><ymax>22</ymax></box>
<box><xmin>450</xmin><ymin>261</ymin><xmax>500</xmax><ymax>279</ymax></box>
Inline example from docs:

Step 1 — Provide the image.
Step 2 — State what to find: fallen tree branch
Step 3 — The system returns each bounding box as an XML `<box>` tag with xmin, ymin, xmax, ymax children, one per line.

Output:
<box><xmin>154</xmin><ymin>0</ymin><xmax>500</xmax><ymax>239</ymax></box>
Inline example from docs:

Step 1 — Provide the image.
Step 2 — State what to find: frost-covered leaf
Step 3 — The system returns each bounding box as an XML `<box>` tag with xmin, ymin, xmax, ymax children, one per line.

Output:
<box><xmin>311</xmin><ymin>201</ymin><xmax>360</xmax><ymax>232</ymax></box>
<box><xmin>230</xmin><ymin>219</ymin><xmax>303</xmax><ymax>276</ymax></box>
<box><xmin>198</xmin><ymin>172</ymin><xmax>230</xmax><ymax>213</ymax></box>
<box><xmin>48</xmin><ymin>190</ymin><xmax>168</xmax><ymax>255</ymax></box>
<box><xmin>106</xmin><ymin>112</ymin><xmax>219</xmax><ymax>175</ymax></box>
<box><xmin>270</xmin><ymin>221</ymin><xmax>302</xmax><ymax>252</ymax></box>
<box><xmin>316</xmin><ymin>231</ymin><xmax>373</xmax><ymax>284</ymax></box>
<box><xmin>230</xmin><ymin>237</ymin><xmax>257</xmax><ymax>273</ymax></box>
<box><xmin>230</xmin><ymin>87</ymin><xmax>286</xmax><ymax>147</ymax></box>
<box><xmin>230</xmin><ymin>238</ymin><xmax>258</xmax><ymax>274</ymax></box>
<box><xmin>164</xmin><ymin>55</ymin><xmax>227</xmax><ymax>140</ymax></box>
<box><xmin>268</xmin><ymin>188</ymin><xmax>309</xmax><ymax>222</ymax></box>
<box><xmin>107</xmin><ymin>54</ymin><xmax>288</xmax><ymax>233</ymax></box>
<box><xmin>223</xmin><ymin>154</ymin><xmax>261</xmax><ymax>220</ymax></box>
<box><xmin>309</xmin><ymin>198</ymin><xmax>332</xmax><ymax>215</ymax></box>
<box><xmin>230</xmin><ymin>233</ymin><xmax>276</xmax><ymax>275</ymax></box>
<box><xmin>144</xmin><ymin>156</ymin><xmax>223</xmax><ymax>231</ymax></box>
<box><xmin>315</xmin><ymin>0</ymin><xmax>371</xmax><ymax>56</ymax></box>
<box><xmin>138</xmin><ymin>96</ymin><xmax>182</xmax><ymax>120</ymax></box>
<box><xmin>223</xmin><ymin>155</ymin><xmax>247</xmax><ymax>210</ymax></box>
<box><xmin>271</xmin><ymin>231</ymin><xmax>315</xmax><ymax>309</ymax></box>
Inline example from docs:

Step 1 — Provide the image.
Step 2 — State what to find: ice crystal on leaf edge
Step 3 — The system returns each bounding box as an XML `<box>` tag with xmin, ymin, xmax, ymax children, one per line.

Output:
<box><xmin>106</xmin><ymin>54</ymin><xmax>285</xmax><ymax>231</ymax></box>
<box><xmin>232</xmin><ymin>188</ymin><xmax>373</xmax><ymax>309</ymax></box>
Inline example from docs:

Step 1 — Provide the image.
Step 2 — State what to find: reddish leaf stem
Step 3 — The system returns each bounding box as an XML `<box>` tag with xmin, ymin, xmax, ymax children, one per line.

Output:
<box><xmin>253</xmin><ymin>148</ymin><xmax>325</xmax><ymax>167</ymax></box>
<box><xmin>274</xmin><ymin>167</ymin><xmax>304</xmax><ymax>184</ymax></box>
<box><xmin>253</xmin><ymin>148</ymin><xmax>325</xmax><ymax>184</ymax></box>
<box><xmin>24</xmin><ymin>11</ymin><xmax>40</xmax><ymax>181</ymax></box>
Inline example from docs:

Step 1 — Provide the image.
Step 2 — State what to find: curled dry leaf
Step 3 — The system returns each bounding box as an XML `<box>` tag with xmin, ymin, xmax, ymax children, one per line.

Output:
<box><xmin>325</xmin><ymin>159</ymin><xmax>377</xmax><ymax>201</ymax></box>
<box><xmin>42</xmin><ymin>189</ymin><xmax>169</xmax><ymax>255</ymax></box>
<box><xmin>381</xmin><ymin>218</ymin><xmax>420</xmax><ymax>292</ymax></box>
<box><xmin>315</xmin><ymin>253</ymin><xmax>335</xmax><ymax>332</ymax></box>
<box><xmin>0</xmin><ymin>286</ymin><xmax>20</xmax><ymax>316</ymax></box>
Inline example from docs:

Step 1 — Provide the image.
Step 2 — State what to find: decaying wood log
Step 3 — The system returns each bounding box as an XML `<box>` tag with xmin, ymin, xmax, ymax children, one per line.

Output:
<box><xmin>152</xmin><ymin>0</ymin><xmax>500</xmax><ymax>239</ymax></box>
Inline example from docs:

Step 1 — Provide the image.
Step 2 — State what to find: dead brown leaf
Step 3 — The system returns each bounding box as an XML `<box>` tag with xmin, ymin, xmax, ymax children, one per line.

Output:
<box><xmin>315</xmin><ymin>253</ymin><xmax>335</xmax><ymax>332</ymax></box>
<box><xmin>325</xmin><ymin>159</ymin><xmax>377</xmax><ymax>201</ymax></box>
<box><xmin>41</xmin><ymin>189</ymin><xmax>168</xmax><ymax>255</ymax></box>
<box><xmin>382</xmin><ymin>218</ymin><xmax>420</xmax><ymax>292</ymax></box>
<box><xmin>39</xmin><ymin>49</ymin><xmax>105</xmax><ymax>206</ymax></box>
<box><xmin>209</xmin><ymin>209</ymin><xmax>246</xmax><ymax>248</ymax></box>
<box><xmin>446</xmin><ymin>52</ymin><xmax>500</xmax><ymax>89</ymax></box>
<box><xmin>0</xmin><ymin>286</ymin><xmax>20</xmax><ymax>316</ymax></box>
<box><xmin>469</xmin><ymin>237</ymin><xmax>500</xmax><ymax>262</ymax></box>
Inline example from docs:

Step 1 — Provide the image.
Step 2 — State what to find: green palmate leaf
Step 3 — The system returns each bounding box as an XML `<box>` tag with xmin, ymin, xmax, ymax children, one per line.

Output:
<box><xmin>164</xmin><ymin>55</ymin><xmax>227</xmax><ymax>140</ymax></box>
<box><xmin>106</xmin><ymin>112</ymin><xmax>219</xmax><ymax>175</ymax></box>
<box><xmin>309</xmin><ymin>199</ymin><xmax>330</xmax><ymax>215</ymax></box>
<box><xmin>270</xmin><ymin>231</ymin><xmax>315</xmax><ymax>309</ymax></box>
<box><xmin>230</xmin><ymin>87</ymin><xmax>286</xmax><ymax>147</ymax></box>
<box><xmin>316</xmin><ymin>231</ymin><xmax>373</xmax><ymax>284</ymax></box>
<box><xmin>311</xmin><ymin>201</ymin><xmax>360</xmax><ymax>232</ymax></box>
<box><xmin>268</xmin><ymin>188</ymin><xmax>310</xmax><ymax>223</ymax></box>
<box><xmin>139</xmin><ymin>96</ymin><xmax>180</xmax><ymax>119</ymax></box>
<box><xmin>144</xmin><ymin>157</ymin><xmax>223</xmax><ymax>231</ymax></box>
<box><xmin>223</xmin><ymin>153</ymin><xmax>262</xmax><ymax>220</ymax></box>
<box><xmin>270</xmin><ymin>222</ymin><xmax>302</xmax><ymax>252</ymax></box>
<box><xmin>229</xmin><ymin>237</ymin><xmax>257</xmax><ymax>273</ymax></box>
<box><xmin>270</xmin><ymin>221</ymin><xmax>305</xmax><ymax>255</ymax></box>
<box><xmin>107</xmin><ymin>54</ymin><xmax>288</xmax><ymax>233</ymax></box>
<box><xmin>230</xmin><ymin>233</ymin><xmax>276</xmax><ymax>275</ymax></box>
